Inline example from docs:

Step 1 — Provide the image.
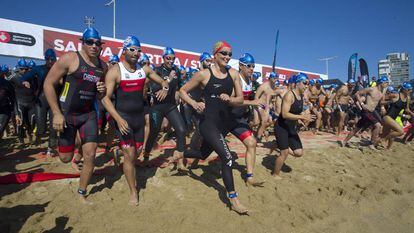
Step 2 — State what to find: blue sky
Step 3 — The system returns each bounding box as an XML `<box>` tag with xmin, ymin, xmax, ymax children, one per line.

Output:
<box><xmin>1</xmin><ymin>0</ymin><xmax>413</xmax><ymax>81</ymax></box>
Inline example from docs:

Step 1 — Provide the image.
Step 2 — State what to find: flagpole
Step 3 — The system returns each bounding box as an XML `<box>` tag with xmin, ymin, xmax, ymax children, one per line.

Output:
<box><xmin>113</xmin><ymin>0</ymin><xmax>116</xmax><ymax>38</ymax></box>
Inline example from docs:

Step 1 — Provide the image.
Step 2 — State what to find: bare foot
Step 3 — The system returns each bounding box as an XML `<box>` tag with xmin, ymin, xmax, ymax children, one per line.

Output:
<box><xmin>177</xmin><ymin>159</ymin><xmax>189</xmax><ymax>173</ymax></box>
<box><xmin>245</xmin><ymin>178</ymin><xmax>265</xmax><ymax>187</ymax></box>
<box><xmin>79</xmin><ymin>195</ymin><xmax>93</xmax><ymax>205</ymax></box>
<box><xmin>128</xmin><ymin>194</ymin><xmax>139</xmax><ymax>206</ymax></box>
<box><xmin>229</xmin><ymin>197</ymin><xmax>249</xmax><ymax>215</ymax></box>
<box><xmin>272</xmin><ymin>174</ymin><xmax>283</xmax><ymax>180</ymax></box>
<box><xmin>71</xmin><ymin>159</ymin><xmax>82</xmax><ymax>173</ymax></box>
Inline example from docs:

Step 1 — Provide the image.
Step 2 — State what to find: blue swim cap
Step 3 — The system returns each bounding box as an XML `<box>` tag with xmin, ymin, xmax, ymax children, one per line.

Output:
<box><xmin>284</xmin><ymin>79</ymin><xmax>289</xmax><ymax>85</ymax></box>
<box><xmin>27</xmin><ymin>60</ymin><xmax>36</xmax><ymax>68</ymax></box>
<box><xmin>139</xmin><ymin>54</ymin><xmax>149</xmax><ymax>63</ymax></box>
<box><xmin>309</xmin><ymin>79</ymin><xmax>316</xmax><ymax>85</ymax></box>
<box><xmin>239</xmin><ymin>53</ymin><xmax>255</xmax><ymax>64</ymax></box>
<box><xmin>199</xmin><ymin>52</ymin><xmax>212</xmax><ymax>62</ymax></box>
<box><xmin>348</xmin><ymin>79</ymin><xmax>356</xmax><ymax>84</ymax></box>
<box><xmin>81</xmin><ymin>27</ymin><xmax>101</xmax><ymax>41</ymax></box>
<box><xmin>275</xmin><ymin>80</ymin><xmax>280</xmax><ymax>86</ymax></box>
<box><xmin>251</xmin><ymin>72</ymin><xmax>260</xmax><ymax>80</ymax></box>
<box><xmin>377</xmin><ymin>76</ymin><xmax>390</xmax><ymax>84</ymax></box>
<box><xmin>16</xmin><ymin>58</ymin><xmax>27</xmax><ymax>68</ymax></box>
<box><xmin>316</xmin><ymin>78</ymin><xmax>323</xmax><ymax>84</ymax></box>
<box><xmin>387</xmin><ymin>86</ymin><xmax>397</xmax><ymax>93</ymax></box>
<box><xmin>163</xmin><ymin>47</ymin><xmax>175</xmax><ymax>57</ymax></box>
<box><xmin>0</xmin><ymin>64</ymin><xmax>9</xmax><ymax>73</ymax></box>
<box><xmin>401</xmin><ymin>82</ymin><xmax>413</xmax><ymax>90</ymax></box>
<box><xmin>269</xmin><ymin>72</ymin><xmax>277</xmax><ymax>79</ymax></box>
<box><xmin>123</xmin><ymin>35</ymin><xmax>141</xmax><ymax>49</ymax></box>
<box><xmin>179</xmin><ymin>65</ymin><xmax>186</xmax><ymax>72</ymax></box>
<box><xmin>44</xmin><ymin>49</ymin><xmax>56</xmax><ymax>60</ymax></box>
<box><xmin>108</xmin><ymin>55</ymin><xmax>119</xmax><ymax>63</ymax></box>
<box><xmin>295</xmin><ymin>73</ymin><xmax>308</xmax><ymax>83</ymax></box>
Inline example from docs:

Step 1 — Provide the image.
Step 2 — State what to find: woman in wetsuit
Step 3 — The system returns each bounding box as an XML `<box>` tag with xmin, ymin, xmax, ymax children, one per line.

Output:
<box><xmin>273</xmin><ymin>73</ymin><xmax>314</xmax><ymax>179</ymax></box>
<box><xmin>381</xmin><ymin>83</ymin><xmax>413</xmax><ymax>149</ymax></box>
<box><xmin>179</xmin><ymin>41</ymin><xmax>248</xmax><ymax>214</ymax></box>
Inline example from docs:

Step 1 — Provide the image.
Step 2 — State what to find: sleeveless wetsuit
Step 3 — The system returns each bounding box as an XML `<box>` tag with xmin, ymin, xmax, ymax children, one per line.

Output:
<box><xmin>114</xmin><ymin>62</ymin><xmax>147</xmax><ymax>149</ymax></box>
<box><xmin>275</xmin><ymin>90</ymin><xmax>303</xmax><ymax>150</ymax></box>
<box><xmin>58</xmin><ymin>52</ymin><xmax>104</xmax><ymax>153</ymax></box>
<box><xmin>185</xmin><ymin>67</ymin><xmax>238</xmax><ymax>192</ymax></box>
<box><xmin>387</xmin><ymin>93</ymin><xmax>406</xmax><ymax>119</ymax></box>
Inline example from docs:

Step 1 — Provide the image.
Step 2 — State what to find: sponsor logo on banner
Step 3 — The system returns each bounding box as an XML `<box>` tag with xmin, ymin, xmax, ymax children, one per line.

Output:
<box><xmin>0</xmin><ymin>31</ymin><xmax>36</xmax><ymax>46</ymax></box>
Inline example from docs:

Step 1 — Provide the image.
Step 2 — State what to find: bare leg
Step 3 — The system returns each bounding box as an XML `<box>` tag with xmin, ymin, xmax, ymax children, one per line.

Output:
<box><xmin>273</xmin><ymin>149</ymin><xmax>289</xmax><ymax>179</ymax></box>
<box><xmin>122</xmin><ymin>146</ymin><xmax>138</xmax><ymax>205</ymax></box>
<box><xmin>78</xmin><ymin>142</ymin><xmax>97</xmax><ymax>205</ymax></box>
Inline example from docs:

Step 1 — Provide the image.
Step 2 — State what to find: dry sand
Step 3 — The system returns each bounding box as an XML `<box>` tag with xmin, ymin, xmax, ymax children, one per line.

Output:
<box><xmin>0</xmin><ymin>133</ymin><xmax>413</xmax><ymax>233</ymax></box>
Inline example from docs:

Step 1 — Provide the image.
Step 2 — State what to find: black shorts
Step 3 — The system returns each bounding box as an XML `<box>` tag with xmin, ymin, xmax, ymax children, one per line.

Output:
<box><xmin>116</xmin><ymin>112</ymin><xmax>145</xmax><ymax>149</ymax></box>
<box><xmin>356</xmin><ymin>110</ymin><xmax>381</xmax><ymax>130</ymax></box>
<box><xmin>274</xmin><ymin>122</ymin><xmax>302</xmax><ymax>151</ymax></box>
<box><xmin>230</xmin><ymin>118</ymin><xmax>253</xmax><ymax>141</ymax></box>
<box><xmin>58</xmin><ymin>111</ymin><xmax>98</xmax><ymax>153</ymax></box>
<box><xmin>338</xmin><ymin>104</ymin><xmax>349</xmax><ymax>113</ymax></box>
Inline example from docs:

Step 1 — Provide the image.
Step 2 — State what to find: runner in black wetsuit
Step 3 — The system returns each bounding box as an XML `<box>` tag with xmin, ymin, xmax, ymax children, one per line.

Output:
<box><xmin>0</xmin><ymin>66</ymin><xmax>17</xmax><ymax>139</ymax></box>
<box><xmin>232</xmin><ymin>53</ymin><xmax>265</xmax><ymax>187</ymax></box>
<box><xmin>8</xmin><ymin>58</ymin><xmax>37</xmax><ymax>144</ymax></box>
<box><xmin>273</xmin><ymin>73</ymin><xmax>314</xmax><ymax>180</ymax></box>
<box><xmin>381</xmin><ymin>82</ymin><xmax>413</xmax><ymax>149</ymax></box>
<box><xmin>44</xmin><ymin>27</ymin><xmax>107</xmax><ymax>204</ymax></box>
<box><xmin>180</xmin><ymin>41</ymin><xmax>248</xmax><ymax>214</ymax></box>
<box><xmin>19</xmin><ymin>49</ymin><xmax>57</xmax><ymax>154</ymax></box>
<box><xmin>101</xmin><ymin>36</ymin><xmax>168</xmax><ymax>205</ymax></box>
<box><xmin>143</xmin><ymin>47</ymin><xmax>187</xmax><ymax>171</ymax></box>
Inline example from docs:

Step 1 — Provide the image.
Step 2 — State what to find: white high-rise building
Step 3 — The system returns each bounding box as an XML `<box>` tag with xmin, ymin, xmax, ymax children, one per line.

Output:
<box><xmin>378</xmin><ymin>53</ymin><xmax>410</xmax><ymax>86</ymax></box>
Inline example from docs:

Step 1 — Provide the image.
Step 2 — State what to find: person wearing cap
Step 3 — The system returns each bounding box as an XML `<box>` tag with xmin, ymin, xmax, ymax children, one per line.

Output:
<box><xmin>228</xmin><ymin>52</ymin><xmax>266</xmax><ymax>186</ymax></box>
<box><xmin>8</xmin><ymin>58</ymin><xmax>38</xmax><ymax>145</ymax></box>
<box><xmin>341</xmin><ymin>76</ymin><xmax>390</xmax><ymax>148</ymax></box>
<box><xmin>254</xmin><ymin>71</ymin><xmax>279</xmax><ymax>141</ymax></box>
<box><xmin>380</xmin><ymin>82</ymin><xmax>413</xmax><ymax>149</ymax></box>
<box><xmin>273</xmin><ymin>73</ymin><xmax>314</xmax><ymax>180</ymax></box>
<box><xmin>322</xmin><ymin>84</ymin><xmax>338</xmax><ymax>133</ymax></box>
<box><xmin>0</xmin><ymin>65</ymin><xmax>17</xmax><ymax>140</ymax></box>
<box><xmin>108</xmin><ymin>54</ymin><xmax>120</xmax><ymax>67</ymax></box>
<box><xmin>334</xmin><ymin>79</ymin><xmax>356</xmax><ymax>135</ymax></box>
<box><xmin>44</xmin><ymin>27</ymin><xmax>107</xmax><ymax>204</ymax></box>
<box><xmin>180</xmin><ymin>41</ymin><xmax>248</xmax><ymax>214</ymax></box>
<box><xmin>308</xmin><ymin>78</ymin><xmax>327</xmax><ymax>134</ymax></box>
<box><xmin>18</xmin><ymin>49</ymin><xmax>58</xmax><ymax>154</ymax></box>
<box><xmin>199</xmin><ymin>52</ymin><xmax>212</xmax><ymax>70</ymax></box>
<box><xmin>138</xmin><ymin>53</ymin><xmax>150</xmax><ymax>67</ymax></box>
<box><xmin>142</xmin><ymin>47</ymin><xmax>188</xmax><ymax>171</ymax></box>
<box><xmin>101</xmin><ymin>35</ymin><xmax>168</xmax><ymax>205</ymax></box>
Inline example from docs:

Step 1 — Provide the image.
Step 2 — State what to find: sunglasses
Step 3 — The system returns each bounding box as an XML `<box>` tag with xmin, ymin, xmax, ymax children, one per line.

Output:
<box><xmin>84</xmin><ymin>39</ymin><xmax>103</xmax><ymax>47</ymax></box>
<box><xmin>164</xmin><ymin>56</ymin><xmax>175</xmax><ymax>61</ymax></box>
<box><xmin>241</xmin><ymin>62</ymin><xmax>255</xmax><ymax>69</ymax></box>
<box><xmin>19</xmin><ymin>68</ymin><xmax>28</xmax><ymax>71</ymax></box>
<box><xmin>218</xmin><ymin>51</ymin><xmax>232</xmax><ymax>57</ymax></box>
<box><xmin>126</xmin><ymin>47</ymin><xmax>142</xmax><ymax>53</ymax></box>
<box><xmin>204</xmin><ymin>59</ymin><xmax>212</xmax><ymax>63</ymax></box>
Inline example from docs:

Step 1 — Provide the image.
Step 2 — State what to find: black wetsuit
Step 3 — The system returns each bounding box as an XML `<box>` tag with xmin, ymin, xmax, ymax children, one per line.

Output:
<box><xmin>184</xmin><ymin>68</ymin><xmax>238</xmax><ymax>193</ymax></box>
<box><xmin>275</xmin><ymin>90</ymin><xmax>303</xmax><ymax>150</ymax></box>
<box><xmin>113</xmin><ymin>62</ymin><xmax>147</xmax><ymax>149</ymax></box>
<box><xmin>386</xmin><ymin>93</ymin><xmax>406</xmax><ymax>119</ymax></box>
<box><xmin>57</xmin><ymin>52</ymin><xmax>104</xmax><ymax>153</ymax></box>
<box><xmin>0</xmin><ymin>78</ymin><xmax>17</xmax><ymax>138</ymax></box>
<box><xmin>9</xmin><ymin>72</ymin><xmax>38</xmax><ymax>141</ymax></box>
<box><xmin>145</xmin><ymin>64</ymin><xmax>186</xmax><ymax>153</ymax></box>
<box><xmin>20</xmin><ymin>65</ymin><xmax>57</xmax><ymax>147</ymax></box>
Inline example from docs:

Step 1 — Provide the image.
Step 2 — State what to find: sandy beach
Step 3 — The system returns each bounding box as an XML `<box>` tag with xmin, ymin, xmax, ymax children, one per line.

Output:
<box><xmin>0</xmin><ymin>132</ymin><xmax>413</xmax><ymax>233</ymax></box>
